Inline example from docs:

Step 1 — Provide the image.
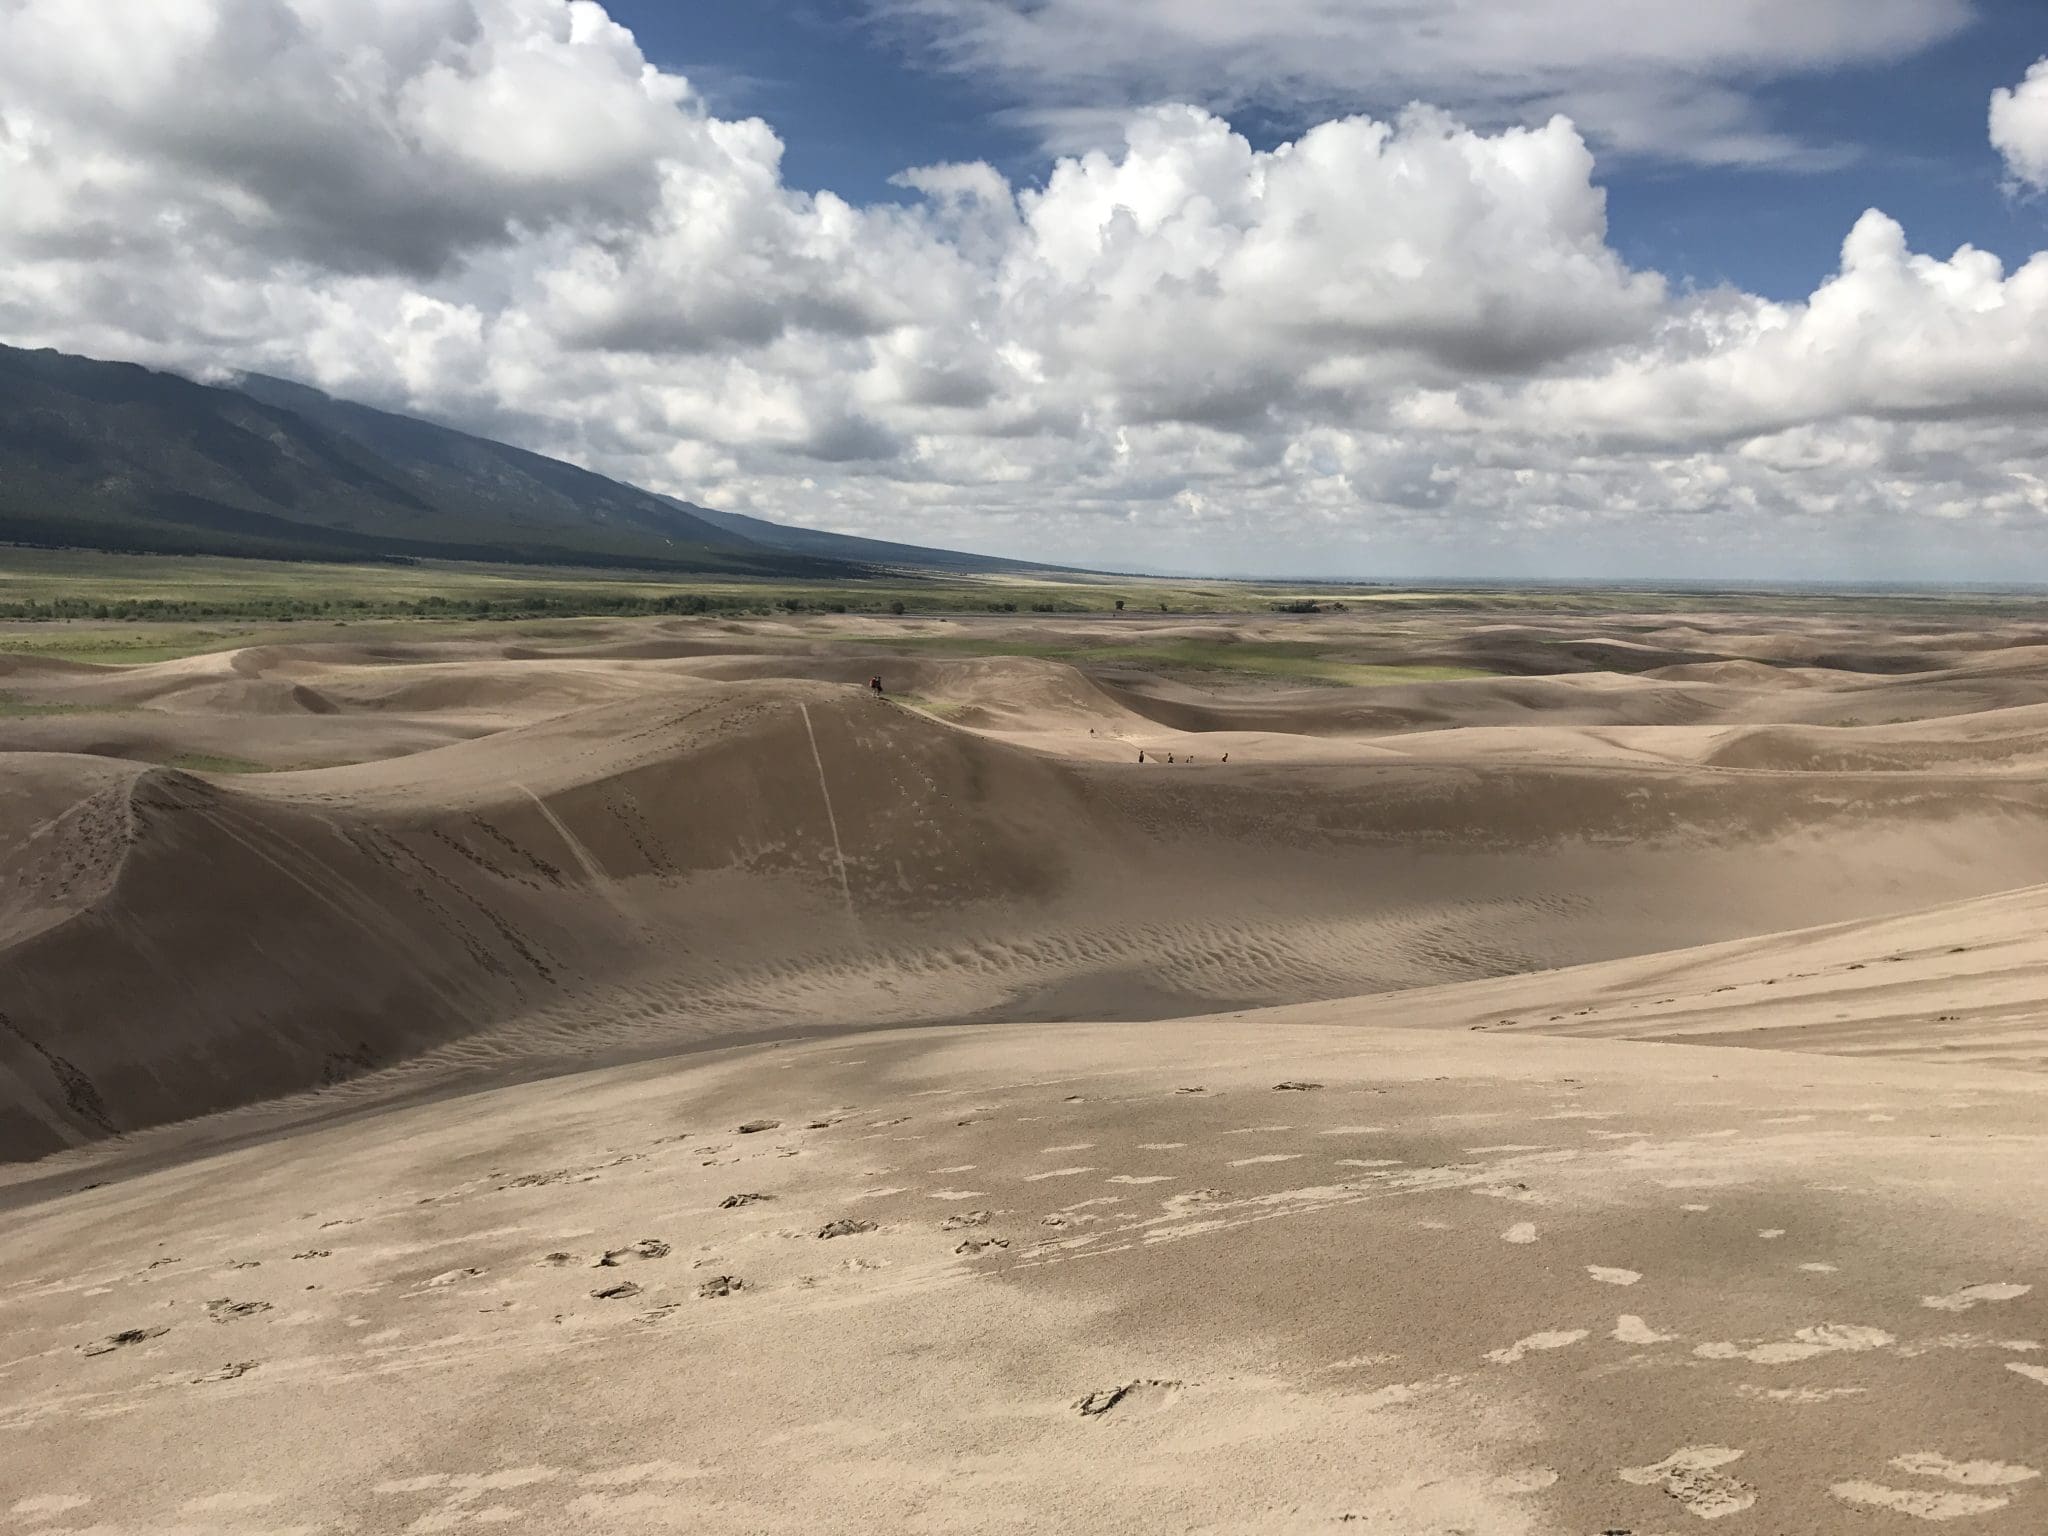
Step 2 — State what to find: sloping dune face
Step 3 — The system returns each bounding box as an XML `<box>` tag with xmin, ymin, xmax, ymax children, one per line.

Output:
<box><xmin>12</xmin><ymin>603</ymin><xmax>2048</xmax><ymax>1160</ymax></box>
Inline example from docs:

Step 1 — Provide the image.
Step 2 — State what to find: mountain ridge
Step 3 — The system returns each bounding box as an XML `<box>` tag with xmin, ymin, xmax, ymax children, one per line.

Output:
<box><xmin>0</xmin><ymin>343</ymin><xmax>1070</xmax><ymax>578</ymax></box>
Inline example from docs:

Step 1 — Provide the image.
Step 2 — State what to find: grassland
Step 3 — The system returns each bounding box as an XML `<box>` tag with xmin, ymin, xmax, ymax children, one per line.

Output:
<box><xmin>0</xmin><ymin>695</ymin><xmax>118</xmax><ymax>717</ymax></box>
<box><xmin>165</xmin><ymin>752</ymin><xmax>274</xmax><ymax>775</ymax></box>
<box><xmin>881</xmin><ymin>634</ymin><xmax>1491</xmax><ymax>686</ymax></box>
<box><xmin>0</xmin><ymin>547</ymin><xmax>1250</xmax><ymax>623</ymax></box>
<box><xmin>7</xmin><ymin>545</ymin><xmax>2048</xmax><ymax>672</ymax></box>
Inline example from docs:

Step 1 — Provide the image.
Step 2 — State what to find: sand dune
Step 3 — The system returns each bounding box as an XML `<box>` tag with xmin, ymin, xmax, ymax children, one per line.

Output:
<box><xmin>7</xmin><ymin>603</ymin><xmax>2048</xmax><ymax>1531</ymax></box>
<box><xmin>5</xmin><ymin>1012</ymin><xmax>2044</xmax><ymax>1532</ymax></box>
<box><xmin>14</xmin><ymin>641</ymin><xmax>2048</xmax><ymax>1159</ymax></box>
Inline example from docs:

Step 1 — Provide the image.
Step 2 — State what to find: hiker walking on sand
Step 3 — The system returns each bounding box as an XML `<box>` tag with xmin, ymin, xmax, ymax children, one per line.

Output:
<box><xmin>869</xmin><ymin>675</ymin><xmax>884</xmax><ymax>698</ymax></box>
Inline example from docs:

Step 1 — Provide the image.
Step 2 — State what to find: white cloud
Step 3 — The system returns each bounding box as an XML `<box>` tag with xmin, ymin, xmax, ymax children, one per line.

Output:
<box><xmin>877</xmin><ymin>0</ymin><xmax>1971</xmax><ymax>168</ymax></box>
<box><xmin>1992</xmin><ymin>57</ymin><xmax>2048</xmax><ymax>192</ymax></box>
<box><xmin>0</xmin><ymin>0</ymin><xmax>694</xmax><ymax>273</ymax></box>
<box><xmin>1492</xmin><ymin>212</ymin><xmax>2048</xmax><ymax>447</ymax></box>
<box><xmin>1</xmin><ymin>0</ymin><xmax>2046</xmax><ymax>579</ymax></box>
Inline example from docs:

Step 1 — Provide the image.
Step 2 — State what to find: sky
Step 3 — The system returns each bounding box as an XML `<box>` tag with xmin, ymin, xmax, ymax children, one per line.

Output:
<box><xmin>3</xmin><ymin>1</ymin><xmax>2048</xmax><ymax>579</ymax></box>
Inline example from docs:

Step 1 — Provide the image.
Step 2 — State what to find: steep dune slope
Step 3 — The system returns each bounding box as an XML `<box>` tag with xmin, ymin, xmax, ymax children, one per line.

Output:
<box><xmin>0</xmin><ymin>685</ymin><xmax>1106</xmax><ymax>1158</ymax></box>
<box><xmin>12</xmin><ymin>670</ymin><xmax>2048</xmax><ymax>1160</ymax></box>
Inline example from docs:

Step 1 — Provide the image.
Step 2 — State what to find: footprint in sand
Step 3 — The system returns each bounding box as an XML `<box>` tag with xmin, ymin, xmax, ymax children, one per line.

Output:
<box><xmin>1831</xmin><ymin>1482</ymin><xmax>2013</xmax><ymax>1520</ymax></box>
<box><xmin>591</xmin><ymin>1280</ymin><xmax>642</xmax><ymax>1300</ymax></box>
<box><xmin>1889</xmin><ymin>1452</ymin><xmax>2039</xmax><ymax>1487</ymax></box>
<box><xmin>1486</xmin><ymin>1329</ymin><xmax>1588</xmax><ymax>1365</ymax></box>
<box><xmin>205</xmin><ymin>1298</ymin><xmax>274</xmax><ymax>1321</ymax></box>
<box><xmin>939</xmin><ymin>1211</ymin><xmax>991</xmax><ymax>1231</ymax></box>
<box><xmin>1614</xmin><ymin>1315</ymin><xmax>1677</xmax><ymax>1344</ymax></box>
<box><xmin>1923</xmin><ymin>1282</ymin><xmax>2030</xmax><ymax>1312</ymax></box>
<box><xmin>816</xmin><ymin>1219</ymin><xmax>877</xmax><ymax>1239</ymax></box>
<box><xmin>1273</xmin><ymin>1081</ymin><xmax>1322</xmax><ymax>1092</ymax></box>
<box><xmin>1073</xmin><ymin>1379</ymin><xmax>1183</xmax><ymax>1418</ymax></box>
<box><xmin>1695</xmin><ymin>1323</ymin><xmax>1892</xmax><ymax>1364</ymax></box>
<box><xmin>695</xmin><ymin>1276</ymin><xmax>742</xmax><ymax>1299</ymax></box>
<box><xmin>595</xmin><ymin>1241</ymin><xmax>669</xmax><ymax>1267</ymax></box>
<box><xmin>1354</xmin><ymin>1374</ymin><xmax>1464</xmax><ymax>1410</ymax></box>
<box><xmin>191</xmin><ymin>1361</ymin><xmax>257</xmax><ymax>1383</ymax></box>
<box><xmin>1587</xmin><ymin>1266</ymin><xmax>1642</xmax><ymax>1286</ymax></box>
<box><xmin>1737</xmin><ymin>1384</ymin><xmax>1866</xmax><ymax>1402</ymax></box>
<box><xmin>719</xmin><ymin>1193</ymin><xmax>771</xmax><ymax>1209</ymax></box>
<box><xmin>81</xmin><ymin>1326</ymin><xmax>168</xmax><ymax>1356</ymax></box>
<box><xmin>1619</xmin><ymin>1446</ymin><xmax>1756</xmax><ymax>1520</ymax></box>
<box><xmin>1501</xmin><ymin>1223</ymin><xmax>1539</xmax><ymax>1244</ymax></box>
<box><xmin>954</xmin><ymin>1237</ymin><xmax>1009</xmax><ymax>1256</ymax></box>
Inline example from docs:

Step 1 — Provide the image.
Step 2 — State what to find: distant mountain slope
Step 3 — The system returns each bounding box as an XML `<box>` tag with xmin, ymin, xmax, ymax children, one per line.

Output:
<box><xmin>675</xmin><ymin>498</ymin><xmax>1075</xmax><ymax>576</ymax></box>
<box><xmin>0</xmin><ymin>343</ymin><xmax>852</xmax><ymax>573</ymax></box>
<box><xmin>0</xmin><ymin>343</ymin><xmax>1088</xmax><ymax>577</ymax></box>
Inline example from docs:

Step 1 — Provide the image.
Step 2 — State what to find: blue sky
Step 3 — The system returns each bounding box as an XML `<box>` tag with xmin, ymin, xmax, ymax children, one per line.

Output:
<box><xmin>7</xmin><ymin>0</ymin><xmax>2048</xmax><ymax>578</ymax></box>
<box><xmin>619</xmin><ymin>0</ymin><xmax>2045</xmax><ymax>302</ymax></box>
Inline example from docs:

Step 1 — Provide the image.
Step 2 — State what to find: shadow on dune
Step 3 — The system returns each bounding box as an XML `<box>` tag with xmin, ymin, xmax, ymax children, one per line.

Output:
<box><xmin>10</xmin><ymin>675</ymin><xmax>2048</xmax><ymax>1160</ymax></box>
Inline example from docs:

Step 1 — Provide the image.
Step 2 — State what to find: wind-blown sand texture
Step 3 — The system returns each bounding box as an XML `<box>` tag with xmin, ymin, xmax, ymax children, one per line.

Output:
<box><xmin>4</xmin><ymin>603</ymin><xmax>2048</xmax><ymax>1532</ymax></box>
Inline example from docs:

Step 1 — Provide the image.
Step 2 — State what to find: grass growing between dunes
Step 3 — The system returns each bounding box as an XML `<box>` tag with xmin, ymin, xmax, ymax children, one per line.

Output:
<box><xmin>164</xmin><ymin>752</ymin><xmax>273</xmax><ymax>775</ymax></box>
<box><xmin>0</xmin><ymin>547</ymin><xmax>1249</xmax><ymax>621</ymax></box>
<box><xmin>0</xmin><ymin>628</ymin><xmax>260</xmax><ymax>664</ymax></box>
<box><xmin>893</xmin><ymin>694</ymin><xmax>976</xmax><ymax>721</ymax></box>
<box><xmin>878</xmin><ymin>635</ymin><xmax>1493</xmax><ymax>687</ymax></box>
<box><xmin>0</xmin><ymin>695</ymin><xmax>130</xmax><ymax>717</ymax></box>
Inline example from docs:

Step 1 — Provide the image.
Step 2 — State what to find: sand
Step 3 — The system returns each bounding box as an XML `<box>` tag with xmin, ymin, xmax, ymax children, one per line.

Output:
<box><xmin>3</xmin><ymin>604</ymin><xmax>2047</xmax><ymax>1531</ymax></box>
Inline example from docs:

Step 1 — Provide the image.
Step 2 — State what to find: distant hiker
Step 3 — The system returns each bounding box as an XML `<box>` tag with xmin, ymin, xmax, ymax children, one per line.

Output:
<box><xmin>1138</xmin><ymin>749</ymin><xmax>1146</xmax><ymax>762</ymax></box>
<box><xmin>1167</xmin><ymin>752</ymin><xmax>1175</xmax><ymax>764</ymax></box>
<box><xmin>868</xmin><ymin>675</ymin><xmax>883</xmax><ymax>698</ymax></box>
<box><xmin>1222</xmin><ymin>752</ymin><xmax>1229</xmax><ymax>763</ymax></box>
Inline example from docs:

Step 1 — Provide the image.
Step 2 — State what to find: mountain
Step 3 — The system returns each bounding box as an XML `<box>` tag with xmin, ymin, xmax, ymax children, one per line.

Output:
<box><xmin>674</xmin><ymin>499</ymin><xmax>1080</xmax><ymax>576</ymax></box>
<box><xmin>0</xmin><ymin>344</ymin><xmax>1059</xmax><ymax>577</ymax></box>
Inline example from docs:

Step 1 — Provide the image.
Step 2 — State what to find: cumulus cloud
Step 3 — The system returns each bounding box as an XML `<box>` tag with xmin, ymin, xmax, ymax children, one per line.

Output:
<box><xmin>877</xmin><ymin>0</ymin><xmax>1971</xmax><ymax>167</ymax></box>
<box><xmin>1</xmin><ymin>0</ymin><xmax>2047</xmax><ymax>578</ymax></box>
<box><xmin>1492</xmin><ymin>212</ymin><xmax>2048</xmax><ymax>447</ymax></box>
<box><xmin>0</xmin><ymin>0</ymin><xmax>701</xmax><ymax>274</ymax></box>
<box><xmin>1992</xmin><ymin>58</ymin><xmax>2048</xmax><ymax>192</ymax></box>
